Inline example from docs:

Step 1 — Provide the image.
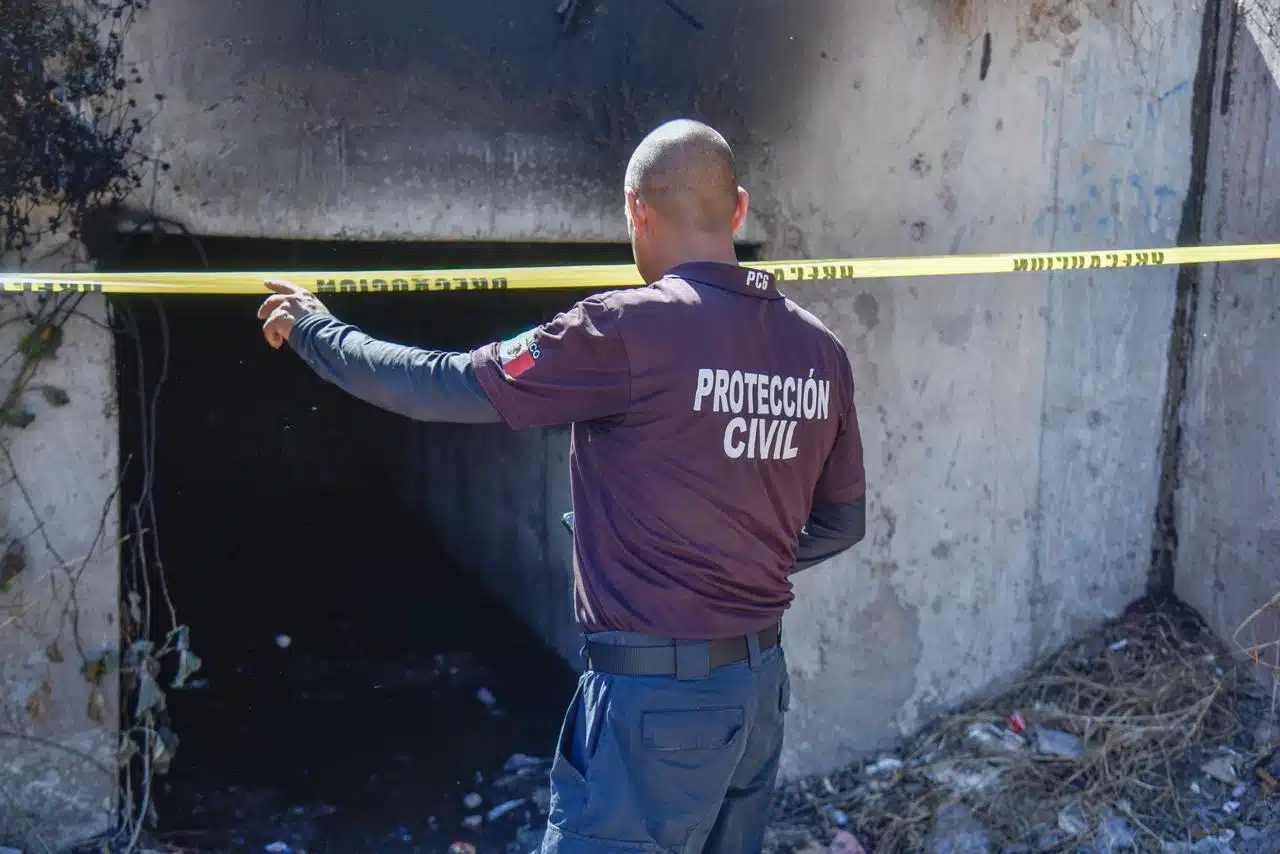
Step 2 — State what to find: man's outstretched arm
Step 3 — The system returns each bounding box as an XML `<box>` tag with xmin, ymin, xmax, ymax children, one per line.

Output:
<box><xmin>258</xmin><ymin>279</ymin><xmax>500</xmax><ymax>424</ymax></box>
<box><xmin>288</xmin><ymin>313</ymin><xmax>500</xmax><ymax>423</ymax></box>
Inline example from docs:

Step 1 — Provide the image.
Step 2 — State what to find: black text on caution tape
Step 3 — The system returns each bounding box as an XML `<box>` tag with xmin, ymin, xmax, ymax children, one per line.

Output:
<box><xmin>2</xmin><ymin>280</ymin><xmax>104</xmax><ymax>293</ymax></box>
<box><xmin>1012</xmin><ymin>250</ymin><xmax>1167</xmax><ymax>271</ymax></box>
<box><xmin>314</xmin><ymin>276</ymin><xmax>511</xmax><ymax>294</ymax></box>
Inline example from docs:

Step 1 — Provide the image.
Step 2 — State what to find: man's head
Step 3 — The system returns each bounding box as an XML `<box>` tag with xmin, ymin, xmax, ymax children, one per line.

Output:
<box><xmin>623</xmin><ymin>119</ymin><xmax>749</xmax><ymax>283</ymax></box>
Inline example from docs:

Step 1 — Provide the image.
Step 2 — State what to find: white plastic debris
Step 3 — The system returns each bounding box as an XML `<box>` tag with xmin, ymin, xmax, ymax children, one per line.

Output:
<box><xmin>1109</xmin><ymin>639</ymin><xmax>1129</xmax><ymax>651</ymax></box>
<box><xmin>461</xmin><ymin>814</ymin><xmax>483</xmax><ymax>829</ymax></box>
<box><xmin>925</xmin><ymin>762</ymin><xmax>1003</xmax><ymax>795</ymax></box>
<box><xmin>463</xmin><ymin>792</ymin><xmax>483</xmax><ymax>809</ymax></box>
<box><xmin>505</xmin><ymin>753</ymin><xmax>545</xmax><ymax>771</ymax></box>
<box><xmin>864</xmin><ymin>756</ymin><xmax>904</xmax><ymax>775</ymax></box>
<box><xmin>1036</xmin><ymin>728</ymin><xmax>1084</xmax><ymax>760</ymax></box>
<box><xmin>265</xmin><ymin>844</ymin><xmax>291</xmax><ymax>854</ymax></box>
<box><xmin>967</xmin><ymin>722</ymin><xmax>1027</xmax><ymax>753</ymax></box>
<box><xmin>486</xmin><ymin>797</ymin><xmax>526</xmax><ymax>821</ymax></box>
<box><xmin>477</xmin><ymin>687</ymin><xmax>497</xmax><ymax>707</ymax></box>
<box><xmin>1200</xmin><ymin>757</ymin><xmax>1237</xmax><ymax>784</ymax></box>
<box><xmin>275</xmin><ymin>634</ymin><xmax>292</xmax><ymax>649</ymax></box>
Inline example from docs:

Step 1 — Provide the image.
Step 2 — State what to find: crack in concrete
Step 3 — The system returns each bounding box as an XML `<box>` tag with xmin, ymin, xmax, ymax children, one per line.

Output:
<box><xmin>1149</xmin><ymin>0</ymin><xmax>1226</xmax><ymax>596</ymax></box>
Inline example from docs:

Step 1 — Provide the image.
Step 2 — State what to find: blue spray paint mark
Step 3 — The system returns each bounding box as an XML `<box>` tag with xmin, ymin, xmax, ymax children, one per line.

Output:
<box><xmin>1130</xmin><ymin>174</ymin><xmax>1154</xmax><ymax>224</ymax></box>
<box><xmin>1153</xmin><ymin>185</ymin><xmax>1179</xmax><ymax>223</ymax></box>
<box><xmin>1147</xmin><ymin>81</ymin><xmax>1190</xmax><ymax>120</ymax></box>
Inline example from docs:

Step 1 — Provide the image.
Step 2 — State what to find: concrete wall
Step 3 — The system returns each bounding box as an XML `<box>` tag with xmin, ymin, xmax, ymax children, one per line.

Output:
<box><xmin>0</xmin><ymin>239</ymin><xmax>119</xmax><ymax>848</ymax></box>
<box><xmin>401</xmin><ymin>422</ymin><xmax>580</xmax><ymax>663</ymax></box>
<box><xmin>112</xmin><ymin>0</ymin><xmax>1204</xmax><ymax>784</ymax></box>
<box><xmin>1175</xmin><ymin>1</ymin><xmax>1280</xmax><ymax>679</ymax></box>
<box><xmin>753</xmin><ymin>2</ymin><xmax>1200</xmax><ymax>777</ymax></box>
<box><xmin>391</xmin><ymin>289</ymin><xmax>586</xmax><ymax>664</ymax></box>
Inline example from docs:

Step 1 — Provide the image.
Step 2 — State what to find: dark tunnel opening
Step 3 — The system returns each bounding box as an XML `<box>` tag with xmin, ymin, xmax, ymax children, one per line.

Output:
<box><xmin>103</xmin><ymin>235</ymin><xmax>668</xmax><ymax>852</ymax></box>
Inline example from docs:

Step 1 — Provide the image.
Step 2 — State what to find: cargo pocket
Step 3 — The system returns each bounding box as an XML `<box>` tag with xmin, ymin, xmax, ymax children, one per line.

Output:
<box><xmin>547</xmin><ymin>682</ymin><xmax>590</xmax><ymax>824</ymax></box>
<box><xmin>641</xmin><ymin>706</ymin><xmax>745</xmax><ymax>751</ymax></box>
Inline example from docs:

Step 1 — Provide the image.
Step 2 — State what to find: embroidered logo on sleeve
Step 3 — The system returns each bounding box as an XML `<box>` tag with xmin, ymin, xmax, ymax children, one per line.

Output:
<box><xmin>498</xmin><ymin>330</ymin><xmax>541</xmax><ymax>380</ymax></box>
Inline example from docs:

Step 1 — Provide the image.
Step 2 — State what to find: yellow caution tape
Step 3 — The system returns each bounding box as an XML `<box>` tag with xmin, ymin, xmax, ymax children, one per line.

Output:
<box><xmin>1</xmin><ymin>242</ymin><xmax>1277</xmax><ymax>296</ymax></box>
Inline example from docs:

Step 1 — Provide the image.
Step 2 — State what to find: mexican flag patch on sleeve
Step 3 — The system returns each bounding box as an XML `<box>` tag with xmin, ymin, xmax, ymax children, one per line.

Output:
<box><xmin>498</xmin><ymin>329</ymin><xmax>540</xmax><ymax>379</ymax></box>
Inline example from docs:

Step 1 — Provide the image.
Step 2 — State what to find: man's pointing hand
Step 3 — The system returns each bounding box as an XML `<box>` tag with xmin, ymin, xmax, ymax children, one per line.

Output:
<box><xmin>258</xmin><ymin>279</ymin><xmax>330</xmax><ymax>349</ymax></box>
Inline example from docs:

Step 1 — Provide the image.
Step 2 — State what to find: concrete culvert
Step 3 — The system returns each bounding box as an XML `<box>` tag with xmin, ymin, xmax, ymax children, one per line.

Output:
<box><xmin>103</xmin><ymin>235</ymin><xmax>653</xmax><ymax>852</ymax></box>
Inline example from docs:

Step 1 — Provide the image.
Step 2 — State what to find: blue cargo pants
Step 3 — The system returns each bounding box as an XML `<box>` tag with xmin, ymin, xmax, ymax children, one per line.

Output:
<box><xmin>537</xmin><ymin>629</ymin><xmax>790</xmax><ymax>853</ymax></box>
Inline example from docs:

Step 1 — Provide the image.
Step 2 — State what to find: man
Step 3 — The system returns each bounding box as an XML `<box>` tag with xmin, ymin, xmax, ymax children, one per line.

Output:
<box><xmin>258</xmin><ymin>118</ymin><xmax>867</xmax><ymax>853</ymax></box>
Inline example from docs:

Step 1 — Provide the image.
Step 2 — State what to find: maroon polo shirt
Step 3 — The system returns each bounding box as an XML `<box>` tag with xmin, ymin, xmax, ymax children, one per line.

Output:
<box><xmin>470</xmin><ymin>261</ymin><xmax>864</xmax><ymax>639</ymax></box>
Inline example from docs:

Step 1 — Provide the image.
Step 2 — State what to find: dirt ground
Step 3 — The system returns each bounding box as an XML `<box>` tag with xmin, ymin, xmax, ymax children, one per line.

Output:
<box><xmin>763</xmin><ymin>597</ymin><xmax>1280</xmax><ymax>854</ymax></box>
<box><xmin>119</xmin><ymin>596</ymin><xmax>1278</xmax><ymax>854</ymax></box>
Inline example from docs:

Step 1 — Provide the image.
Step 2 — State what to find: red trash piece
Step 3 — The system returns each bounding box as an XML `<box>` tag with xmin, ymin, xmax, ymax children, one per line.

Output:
<box><xmin>1009</xmin><ymin>712</ymin><xmax>1027</xmax><ymax>734</ymax></box>
<box><xmin>448</xmin><ymin>843</ymin><xmax>477</xmax><ymax>854</ymax></box>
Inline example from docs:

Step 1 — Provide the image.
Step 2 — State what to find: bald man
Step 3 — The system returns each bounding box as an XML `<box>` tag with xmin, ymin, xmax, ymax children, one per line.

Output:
<box><xmin>258</xmin><ymin>119</ymin><xmax>866</xmax><ymax>853</ymax></box>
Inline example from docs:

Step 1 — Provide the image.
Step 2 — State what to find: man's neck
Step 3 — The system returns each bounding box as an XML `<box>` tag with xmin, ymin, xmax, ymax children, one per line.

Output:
<box><xmin>662</xmin><ymin>238</ymin><xmax>739</xmax><ymax>271</ymax></box>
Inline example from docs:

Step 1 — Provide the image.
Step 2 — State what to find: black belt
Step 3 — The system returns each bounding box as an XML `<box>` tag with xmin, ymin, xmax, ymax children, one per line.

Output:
<box><xmin>583</xmin><ymin>625</ymin><xmax>781</xmax><ymax>679</ymax></box>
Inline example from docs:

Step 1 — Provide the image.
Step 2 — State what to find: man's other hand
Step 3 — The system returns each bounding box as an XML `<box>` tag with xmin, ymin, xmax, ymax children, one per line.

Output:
<box><xmin>258</xmin><ymin>279</ymin><xmax>330</xmax><ymax>348</ymax></box>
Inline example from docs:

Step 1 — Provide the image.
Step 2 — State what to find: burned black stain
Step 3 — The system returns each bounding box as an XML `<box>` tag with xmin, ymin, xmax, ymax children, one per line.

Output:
<box><xmin>1150</xmin><ymin>0</ymin><xmax>1224</xmax><ymax>597</ymax></box>
<box><xmin>939</xmin><ymin>184</ymin><xmax>958</xmax><ymax>214</ymax></box>
<box><xmin>909</xmin><ymin>220</ymin><xmax>929</xmax><ymax>241</ymax></box>
<box><xmin>979</xmin><ymin>32</ymin><xmax>993</xmax><ymax>81</ymax></box>
<box><xmin>909</xmin><ymin>153</ymin><xmax>932</xmax><ymax>175</ymax></box>
<box><xmin>0</xmin><ymin>540</ymin><xmax>26</xmax><ymax>589</ymax></box>
<box><xmin>1220</xmin><ymin>0</ymin><xmax>1239</xmax><ymax>116</ymax></box>
<box><xmin>1087</xmin><ymin>409</ymin><xmax>1105</xmax><ymax>428</ymax></box>
<box><xmin>874</xmin><ymin>505</ymin><xmax>898</xmax><ymax>550</ymax></box>
<box><xmin>930</xmin><ymin>541</ymin><xmax>952</xmax><ymax>559</ymax></box>
<box><xmin>853</xmin><ymin>292</ymin><xmax>881</xmax><ymax>330</ymax></box>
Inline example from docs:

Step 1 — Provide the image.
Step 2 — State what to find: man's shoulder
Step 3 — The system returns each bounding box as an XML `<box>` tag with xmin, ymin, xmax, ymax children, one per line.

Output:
<box><xmin>576</xmin><ymin>281</ymin><xmax>695</xmax><ymax>320</ymax></box>
<box><xmin>779</xmin><ymin>295</ymin><xmax>849</xmax><ymax>355</ymax></box>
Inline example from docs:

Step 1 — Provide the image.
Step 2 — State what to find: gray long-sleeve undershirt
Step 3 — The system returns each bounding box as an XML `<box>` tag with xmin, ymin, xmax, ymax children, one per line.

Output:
<box><xmin>287</xmin><ymin>312</ymin><xmax>501</xmax><ymax>423</ymax></box>
<box><xmin>288</xmin><ymin>310</ymin><xmax>865</xmax><ymax>566</ymax></box>
<box><xmin>793</xmin><ymin>496</ymin><xmax>867</xmax><ymax>572</ymax></box>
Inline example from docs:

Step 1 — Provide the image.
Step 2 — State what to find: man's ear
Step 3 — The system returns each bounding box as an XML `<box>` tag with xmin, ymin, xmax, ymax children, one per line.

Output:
<box><xmin>731</xmin><ymin>187</ymin><xmax>750</xmax><ymax>236</ymax></box>
<box><xmin>626</xmin><ymin>187</ymin><xmax>648</xmax><ymax>238</ymax></box>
